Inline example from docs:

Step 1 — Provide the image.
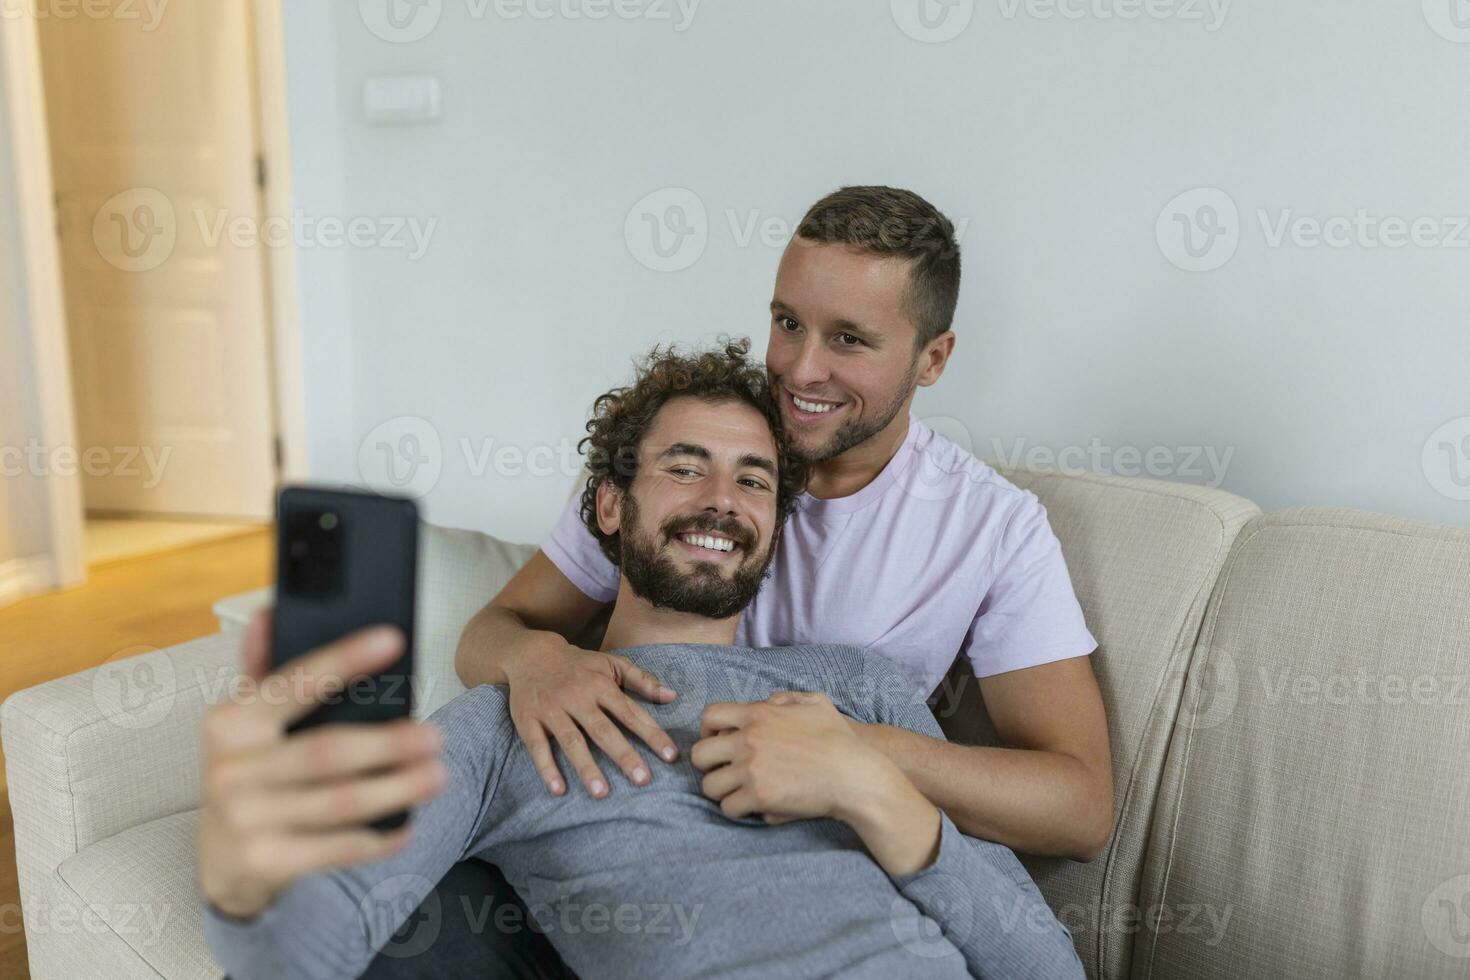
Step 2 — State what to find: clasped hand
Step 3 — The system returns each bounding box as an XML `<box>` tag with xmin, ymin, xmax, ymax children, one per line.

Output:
<box><xmin>691</xmin><ymin>691</ymin><xmax>888</xmax><ymax>825</ymax></box>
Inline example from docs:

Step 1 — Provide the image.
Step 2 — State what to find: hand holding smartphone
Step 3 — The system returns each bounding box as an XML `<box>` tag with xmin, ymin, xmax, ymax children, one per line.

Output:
<box><xmin>197</xmin><ymin>486</ymin><xmax>445</xmax><ymax>922</ymax></box>
<box><xmin>272</xmin><ymin>486</ymin><xmax>420</xmax><ymax>831</ymax></box>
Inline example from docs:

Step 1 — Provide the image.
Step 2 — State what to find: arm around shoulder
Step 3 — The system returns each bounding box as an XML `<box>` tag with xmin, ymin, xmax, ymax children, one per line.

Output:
<box><xmin>453</xmin><ymin>549</ymin><xmax>608</xmax><ymax>688</ymax></box>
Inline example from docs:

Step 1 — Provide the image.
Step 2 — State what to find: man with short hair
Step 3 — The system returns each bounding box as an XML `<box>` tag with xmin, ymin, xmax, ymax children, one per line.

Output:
<box><xmin>199</xmin><ymin>343</ymin><xmax>1085</xmax><ymax>980</ymax></box>
<box><xmin>455</xmin><ymin>186</ymin><xmax>1111</xmax><ymax>888</ymax></box>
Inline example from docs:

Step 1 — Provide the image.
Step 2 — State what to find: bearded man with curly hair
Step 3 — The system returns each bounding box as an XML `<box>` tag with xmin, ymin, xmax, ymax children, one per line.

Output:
<box><xmin>200</xmin><ymin>341</ymin><xmax>1083</xmax><ymax>980</ymax></box>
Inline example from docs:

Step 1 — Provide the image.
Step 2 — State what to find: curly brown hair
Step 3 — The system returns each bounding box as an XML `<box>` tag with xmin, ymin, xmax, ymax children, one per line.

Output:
<box><xmin>577</xmin><ymin>338</ymin><xmax>808</xmax><ymax>567</ymax></box>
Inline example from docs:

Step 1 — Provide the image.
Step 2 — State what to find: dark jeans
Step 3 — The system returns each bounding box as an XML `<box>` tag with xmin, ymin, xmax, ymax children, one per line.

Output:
<box><xmin>359</xmin><ymin>859</ymin><xmax>577</xmax><ymax>979</ymax></box>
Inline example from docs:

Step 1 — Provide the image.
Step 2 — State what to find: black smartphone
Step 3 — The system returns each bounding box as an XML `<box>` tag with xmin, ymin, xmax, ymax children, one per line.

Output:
<box><xmin>272</xmin><ymin>485</ymin><xmax>418</xmax><ymax>830</ymax></box>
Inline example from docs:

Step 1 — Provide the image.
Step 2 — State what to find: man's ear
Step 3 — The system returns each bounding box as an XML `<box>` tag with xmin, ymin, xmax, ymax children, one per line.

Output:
<box><xmin>594</xmin><ymin>479</ymin><xmax>622</xmax><ymax>536</ymax></box>
<box><xmin>916</xmin><ymin>330</ymin><xmax>956</xmax><ymax>388</ymax></box>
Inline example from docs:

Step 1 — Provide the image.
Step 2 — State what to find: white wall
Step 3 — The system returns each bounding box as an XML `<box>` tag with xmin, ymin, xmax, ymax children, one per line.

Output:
<box><xmin>280</xmin><ymin>0</ymin><xmax>1470</xmax><ymax>542</ymax></box>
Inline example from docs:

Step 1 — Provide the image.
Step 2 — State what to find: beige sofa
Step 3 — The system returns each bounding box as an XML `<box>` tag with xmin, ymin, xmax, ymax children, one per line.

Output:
<box><xmin>5</xmin><ymin>465</ymin><xmax>1469</xmax><ymax>979</ymax></box>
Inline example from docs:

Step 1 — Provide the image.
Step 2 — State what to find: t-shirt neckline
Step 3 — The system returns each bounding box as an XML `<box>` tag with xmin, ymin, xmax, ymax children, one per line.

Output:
<box><xmin>795</xmin><ymin>416</ymin><xmax>922</xmax><ymax>519</ymax></box>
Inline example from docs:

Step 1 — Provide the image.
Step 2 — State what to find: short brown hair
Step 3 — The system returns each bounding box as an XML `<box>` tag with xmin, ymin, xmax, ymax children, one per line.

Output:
<box><xmin>577</xmin><ymin>338</ymin><xmax>808</xmax><ymax>566</ymax></box>
<box><xmin>796</xmin><ymin>186</ymin><xmax>961</xmax><ymax>348</ymax></box>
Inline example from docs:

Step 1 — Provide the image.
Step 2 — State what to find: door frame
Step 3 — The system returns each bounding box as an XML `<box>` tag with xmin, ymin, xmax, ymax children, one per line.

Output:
<box><xmin>0</xmin><ymin>0</ymin><xmax>306</xmax><ymax>596</ymax></box>
<box><xmin>252</xmin><ymin>0</ymin><xmax>309</xmax><ymax>481</ymax></box>
<box><xmin>0</xmin><ymin>6</ymin><xmax>84</xmax><ymax>599</ymax></box>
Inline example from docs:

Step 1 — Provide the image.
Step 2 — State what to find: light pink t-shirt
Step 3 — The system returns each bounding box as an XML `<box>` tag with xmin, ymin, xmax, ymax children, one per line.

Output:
<box><xmin>544</xmin><ymin>416</ymin><xmax>1096</xmax><ymax>697</ymax></box>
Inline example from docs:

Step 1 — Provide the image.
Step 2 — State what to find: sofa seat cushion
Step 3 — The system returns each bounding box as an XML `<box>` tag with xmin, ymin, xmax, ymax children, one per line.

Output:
<box><xmin>56</xmin><ymin>809</ymin><xmax>217</xmax><ymax>979</ymax></box>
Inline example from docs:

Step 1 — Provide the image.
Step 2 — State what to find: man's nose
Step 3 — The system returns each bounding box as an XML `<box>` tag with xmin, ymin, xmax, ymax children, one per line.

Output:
<box><xmin>787</xmin><ymin>335</ymin><xmax>829</xmax><ymax>390</ymax></box>
<box><xmin>700</xmin><ymin>471</ymin><xmax>741</xmax><ymax>516</ymax></box>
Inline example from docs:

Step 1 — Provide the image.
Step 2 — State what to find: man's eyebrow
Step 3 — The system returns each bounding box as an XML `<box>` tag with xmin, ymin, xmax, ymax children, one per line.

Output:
<box><xmin>658</xmin><ymin>443</ymin><xmax>776</xmax><ymax>478</ymax></box>
<box><xmin>740</xmin><ymin>454</ymin><xmax>777</xmax><ymax>477</ymax></box>
<box><xmin>658</xmin><ymin>443</ymin><xmax>711</xmax><ymax>461</ymax></box>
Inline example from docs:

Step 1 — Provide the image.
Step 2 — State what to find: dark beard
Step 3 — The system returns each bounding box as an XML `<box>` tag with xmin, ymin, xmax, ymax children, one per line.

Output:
<box><xmin>616</xmin><ymin>495</ymin><xmax>776</xmax><ymax>619</ymax></box>
<box><xmin>783</xmin><ymin>357</ymin><xmax>918</xmax><ymax>465</ymax></box>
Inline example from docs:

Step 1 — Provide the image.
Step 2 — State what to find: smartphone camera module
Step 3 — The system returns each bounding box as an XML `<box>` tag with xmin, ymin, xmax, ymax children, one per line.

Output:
<box><xmin>283</xmin><ymin>507</ymin><xmax>345</xmax><ymax>597</ymax></box>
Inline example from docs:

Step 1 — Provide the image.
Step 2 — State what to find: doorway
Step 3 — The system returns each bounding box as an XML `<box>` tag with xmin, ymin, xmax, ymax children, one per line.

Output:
<box><xmin>31</xmin><ymin>0</ymin><xmax>298</xmax><ymax>568</ymax></box>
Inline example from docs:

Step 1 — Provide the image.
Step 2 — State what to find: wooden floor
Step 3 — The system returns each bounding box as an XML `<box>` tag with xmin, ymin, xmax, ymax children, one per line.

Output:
<box><xmin>0</xmin><ymin>528</ymin><xmax>272</xmax><ymax>979</ymax></box>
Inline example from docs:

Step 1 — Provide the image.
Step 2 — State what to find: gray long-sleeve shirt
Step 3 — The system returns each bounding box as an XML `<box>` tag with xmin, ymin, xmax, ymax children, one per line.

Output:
<box><xmin>205</xmin><ymin>643</ymin><xmax>1085</xmax><ymax>979</ymax></box>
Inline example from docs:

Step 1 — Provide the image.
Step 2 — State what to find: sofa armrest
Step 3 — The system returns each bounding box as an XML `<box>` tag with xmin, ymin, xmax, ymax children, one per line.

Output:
<box><xmin>2</xmin><ymin>631</ymin><xmax>240</xmax><ymax>878</ymax></box>
<box><xmin>213</xmin><ymin>585</ymin><xmax>273</xmax><ymax>632</ymax></box>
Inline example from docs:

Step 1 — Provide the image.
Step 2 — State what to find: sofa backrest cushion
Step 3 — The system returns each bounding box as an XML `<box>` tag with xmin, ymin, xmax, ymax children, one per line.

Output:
<box><xmin>1135</xmin><ymin>508</ymin><xmax>1470</xmax><ymax>979</ymax></box>
<box><xmin>413</xmin><ymin>523</ymin><xmax>536</xmax><ymax>718</ymax></box>
<box><xmin>937</xmin><ymin>465</ymin><xmax>1258</xmax><ymax>980</ymax></box>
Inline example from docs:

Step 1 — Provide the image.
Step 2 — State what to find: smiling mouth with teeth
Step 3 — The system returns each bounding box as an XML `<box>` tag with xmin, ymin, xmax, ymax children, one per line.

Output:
<box><xmin>675</xmin><ymin>531</ymin><xmax>739</xmax><ymax>554</ymax></box>
<box><xmin>789</xmin><ymin>390</ymin><xmax>843</xmax><ymax>415</ymax></box>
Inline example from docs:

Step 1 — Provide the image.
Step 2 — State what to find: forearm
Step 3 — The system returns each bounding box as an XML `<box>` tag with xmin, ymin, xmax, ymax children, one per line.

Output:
<box><xmin>454</xmin><ymin>603</ymin><xmax>564</xmax><ymax>688</ymax></box>
<box><xmin>888</xmin><ymin>813</ymin><xmax>1085</xmax><ymax>980</ymax></box>
<box><xmin>859</xmin><ymin>724</ymin><xmax>1111</xmax><ymax>861</ymax></box>
<box><xmin>837</xmin><ymin>763</ymin><xmax>942</xmax><ymax>876</ymax></box>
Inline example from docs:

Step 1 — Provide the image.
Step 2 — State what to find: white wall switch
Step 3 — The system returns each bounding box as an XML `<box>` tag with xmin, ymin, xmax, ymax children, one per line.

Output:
<box><xmin>362</xmin><ymin>75</ymin><xmax>443</xmax><ymax>125</ymax></box>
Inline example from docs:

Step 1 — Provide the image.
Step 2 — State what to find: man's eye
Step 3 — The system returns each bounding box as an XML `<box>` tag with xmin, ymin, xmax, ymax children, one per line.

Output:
<box><xmin>740</xmin><ymin>478</ymin><xmax>771</xmax><ymax>491</ymax></box>
<box><xmin>670</xmin><ymin>466</ymin><xmax>699</xmax><ymax>477</ymax></box>
<box><xmin>835</xmin><ymin>333</ymin><xmax>863</xmax><ymax>347</ymax></box>
<box><xmin>777</xmin><ymin>316</ymin><xmax>800</xmax><ymax>332</ymax></box>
